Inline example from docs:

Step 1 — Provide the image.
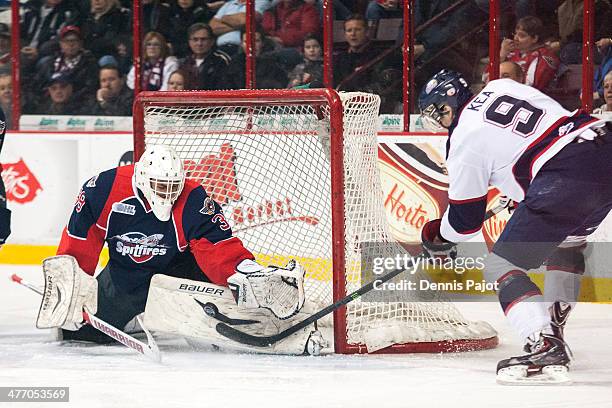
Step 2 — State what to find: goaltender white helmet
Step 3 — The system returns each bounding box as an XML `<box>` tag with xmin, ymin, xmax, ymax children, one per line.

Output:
<box><xmin>134</xmin><ymin>145</ymin><xmax>185</xmax><ymax>221</ymax></box>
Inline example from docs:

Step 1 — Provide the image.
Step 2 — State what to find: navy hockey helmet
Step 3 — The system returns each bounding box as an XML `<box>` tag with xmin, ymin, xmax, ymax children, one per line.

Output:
<box><xmin>418</xmin><ymin>69</ymin><xmax>472</xmax><ymax>132</ymax></box>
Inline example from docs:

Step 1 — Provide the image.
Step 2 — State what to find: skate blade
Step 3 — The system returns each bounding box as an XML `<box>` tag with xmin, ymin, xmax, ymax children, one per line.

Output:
<box><xmin>496</xmin><ymin>365</ymin><xmax>571</xmax><ymax>386</ymax></box>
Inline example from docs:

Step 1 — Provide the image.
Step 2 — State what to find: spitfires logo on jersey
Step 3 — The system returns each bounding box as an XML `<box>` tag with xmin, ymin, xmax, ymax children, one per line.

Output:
<box><xmin>114</xmin><ymin>232</ymin><xmax>169</xmax><ymax>263</ymax></box>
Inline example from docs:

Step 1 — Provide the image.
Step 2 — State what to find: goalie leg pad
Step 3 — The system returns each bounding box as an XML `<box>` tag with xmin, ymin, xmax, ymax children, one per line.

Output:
<box><xmin>37</xmin><ymin>255</ymin><xmax>98</xmax><ymax>329</ymax></box>
<box><xmin>144</xmin><ymin>274</ymin><xmax>325</xmax><ymax>355</ymax></box>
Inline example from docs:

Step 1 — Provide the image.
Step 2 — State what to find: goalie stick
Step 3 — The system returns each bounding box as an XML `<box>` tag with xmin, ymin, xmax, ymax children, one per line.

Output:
<box><xmin>10</xmin><ymin>274</ymin><xmax>161</xmax><ymax>362</ymax></box>
<box><xmin>215</xmin><ymin>201</ymin><xmax>509</xmax><ymax>348</ymax></box>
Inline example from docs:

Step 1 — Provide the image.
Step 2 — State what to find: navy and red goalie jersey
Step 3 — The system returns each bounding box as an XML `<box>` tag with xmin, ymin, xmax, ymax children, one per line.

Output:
<box><xmin>57</xmin><ymin>164</ymin><xmax>254</xmax><ymax>286</ymax></box>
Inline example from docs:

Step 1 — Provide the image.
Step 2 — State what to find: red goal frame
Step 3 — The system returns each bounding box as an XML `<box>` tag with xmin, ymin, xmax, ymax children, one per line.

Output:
<box><xmin>133</xmin><ymin>89</ymin><xmax>498</xmax><ymax>354</ymax></box>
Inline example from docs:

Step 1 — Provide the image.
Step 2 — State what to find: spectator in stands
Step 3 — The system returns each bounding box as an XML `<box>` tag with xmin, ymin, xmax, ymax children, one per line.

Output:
<box><xmin>411</xmin><ymin>1</ymin><xmax>479</xmax><ymax>62</ymax></box>
<box><xmin>0</xmin><ymin>73</ymin><xmax>12</xmax><ymax>129</ymax></box>
<box><xmin>500</xmin><ymin>16</ymin><xmax>560</xmax><ymax>91</ymax></box>
<box><xmin>88</xmin><ymin>65</ymin><xmax>133</xmax><ymax>116</ymax></box>
<box><xmin>287</xmin><ymin>34</ymin><xmax>322</xmax><ymax>88</ymax></box>
<box><xmin>556</xmin><ymin>0</ymin><xmax>612</xmax><ymax>65</ymax></box>
<box><xmin>108</xmin><ymin>35</ymin><xmax>133</xmax><ymax>76</ymax></box>
<box><xmin>224</xmin><ymin>28</ymin><xmax>288</xmax><ymax>89</ymax></box>
<box><xmin>143</xmin><ymin>0</ymin><xmax>172</xmax><ymax>41</ymax></box>
<box><xmin>168</xmin><ymin>0</ymin><xmax>214</xmax><ymax>58</ymax></box>
<box><xmin>333</xmin><ymin>14</ymin><xmax>378</xmax><ymax>90</ymax></box>
<box><xmin>594</xmin><ymin>71</ymin><xmax>612</xmax><ymax>114</ymax></box>
<box><xmin>0</xmin><ymin>24</ymin><xmax>11</xmax><ymax>73</ymax></box>
<box><xmin>365</xmin><ymin>0</ymin><xmax>402</xmax><ymax>39</ymax></box>
<box><xmin>391</xmin><ymin>0</ymin><xmax>479</xmax><ymax>94</ymax></box>
<box><xmin>203</xmin><ymin>0</ymin><xmax>228</xmax><ymax>14</ymax></box>
<box><xmin>127</xmin><ymin>31</ymin><xmax>179</xmax><ymax>91</ymax></box>
<box><xmin>210</xmin><ymin>0</ymin><xmax>273</xmax><ymax>56</ymax></box>
<box><xmin>262</xmin><ymin>0</ymin><xmax>320</xmax><ymax>49</ymax></box>
<box><xmin>29</xmin><ymin>74</ymin><xmax>83</xmax><ymax>115</ymax></box>
<box><xmin>80</xmin><ymin>0</ymin><xmax>131</xmax><ymax>59</ymax></box>
<box><xmin>167</xmin><ymin>69</ymin><xmax>192</xmax><ymax>90</ymax></box>
<box><xmin>179</xmin><ymin>23</ymin><xmax>230</xmax><ymax>90</ymax></box>
<box><xmin>29</xmin><ymin>26</ymin><xmax>98</xmax><ymax>108</ymax></box>
<box><xmin>594</xmin><ymin>37</ymin><xmax>612</xmax><ymax>103</ymax></box>
<box><xmin>20</xmin><ymin>0</ymin><xmax>80</xmax><ymax>61</ymax></box>
<box><xmin>498</xmin><ymin>61</ymin><xmax>524</xmax><ymax>83</ymax></box>
<box><xmin>306</xmin><ymin>0</ymin><xmax>352</xmax><ymax>22</ymax></box>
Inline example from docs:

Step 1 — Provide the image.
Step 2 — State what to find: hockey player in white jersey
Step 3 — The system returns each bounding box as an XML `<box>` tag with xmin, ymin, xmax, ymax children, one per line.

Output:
<box><xmin>418</xmin><ymin>69</ymin><xmax>612</xmax><ymax>384</ymax></box>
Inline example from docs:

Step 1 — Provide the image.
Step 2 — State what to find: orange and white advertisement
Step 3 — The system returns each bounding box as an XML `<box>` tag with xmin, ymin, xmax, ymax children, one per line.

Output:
<box><xmin>378</xmin><ymin>135</ymin><xmax>509</xmax><ymax>247</ymax></box>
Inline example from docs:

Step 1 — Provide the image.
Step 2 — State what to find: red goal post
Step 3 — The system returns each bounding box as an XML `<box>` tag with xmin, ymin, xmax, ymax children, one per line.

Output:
<box><xmin>133</xmin><ymin>88</ymin><xmax>498</xmax><ymax>354</ymax></box>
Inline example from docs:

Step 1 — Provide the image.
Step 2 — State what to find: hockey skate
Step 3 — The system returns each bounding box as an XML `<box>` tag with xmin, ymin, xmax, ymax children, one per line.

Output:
<box><xmin>522</xmin><ymin>301</ymin><xmax>572</xmax><ymax>353</ymax></box>
<box><xmin>497</xmin><ymin>333</ymin><xmax>572</xmax><ymax>385</ymax></box>
<box><xmin>550</xmin><ymin>301</ymin><xmax>572</xmax><ymax>339</ymax></box>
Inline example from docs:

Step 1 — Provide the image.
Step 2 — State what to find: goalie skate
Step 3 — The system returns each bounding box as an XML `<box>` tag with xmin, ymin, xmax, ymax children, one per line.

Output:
<box><xmin>497</xmin><ymin>333</ymin><xmax>572</xmax><ymax>385</ymax></box>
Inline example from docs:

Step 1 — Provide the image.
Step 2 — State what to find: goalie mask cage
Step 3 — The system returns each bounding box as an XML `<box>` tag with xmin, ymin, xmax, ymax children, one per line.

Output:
<box><xmin>134</xmin><ymin>89</ymin><xmax>498</xmax><ymax>354</ymax></box>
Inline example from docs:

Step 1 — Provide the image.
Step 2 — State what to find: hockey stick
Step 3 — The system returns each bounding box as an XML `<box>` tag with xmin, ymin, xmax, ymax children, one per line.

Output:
<box><xmin>10</xmin><ymin>274</ymin><xmax>162</xmax><ymax>362</ymax></box>
<box><xmin>215</xmin><ymin>201</ymin><xmax>509</xmax><ymax>348</ymax></box>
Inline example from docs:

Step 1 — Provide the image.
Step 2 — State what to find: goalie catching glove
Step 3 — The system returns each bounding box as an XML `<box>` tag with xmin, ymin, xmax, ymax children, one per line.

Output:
<box><xmin>227</xmin><ymin>259</ymin><xmax>306</xmax><ymax>320</ymax></box>
<box><xmin>36</xmin><ymin>255</ymin><xmax>97</xmax><ymax>329</ymax></box>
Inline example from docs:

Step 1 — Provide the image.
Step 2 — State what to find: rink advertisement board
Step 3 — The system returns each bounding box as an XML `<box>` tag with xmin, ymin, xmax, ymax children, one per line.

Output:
<box><xmin>0</xmin><ymin>132</ymin><xmax>133</xmax><ymax>245</ymax></box>
<box><xmin>377</xmin><ymin>135</ymin><xmax>512</xmax><ymax>248</ymax></box>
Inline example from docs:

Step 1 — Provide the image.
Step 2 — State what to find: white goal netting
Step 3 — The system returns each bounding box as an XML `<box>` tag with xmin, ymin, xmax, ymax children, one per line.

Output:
<box><xmin>138</xmin><ymin>90</ymin><xmax>497</xmax><ymax>353</ymax></box>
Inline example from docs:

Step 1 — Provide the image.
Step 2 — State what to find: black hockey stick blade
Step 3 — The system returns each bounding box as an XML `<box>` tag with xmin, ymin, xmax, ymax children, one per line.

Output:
<box><xmin>216</xmin><ymin>202</ymin><xmax>507</xmax><ymax>348</ymax></box>
<box><xmin>194</xmin><ymin>299</ymin><xmax>260</xmax><ymax>326</ymax></box>
<box><xmin>215</xmin><ymin>264</ymin><xmax>406</xmax><ymax>347</ymax></box>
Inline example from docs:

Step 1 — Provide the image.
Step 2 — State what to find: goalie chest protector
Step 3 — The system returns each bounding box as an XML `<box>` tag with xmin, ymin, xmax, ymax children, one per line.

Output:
<box><xmin>58</xmin><ymin>164</ymin><xmax>237</xmax><ymax>288</ymax></box>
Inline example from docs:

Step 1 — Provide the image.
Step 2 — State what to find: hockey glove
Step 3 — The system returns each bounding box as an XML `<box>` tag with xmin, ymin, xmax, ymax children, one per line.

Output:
<box><xmin>227</xmin><ymin>259</ymin><xmax>306</xmax><ymax>320</ymax></box>
<box><xmin>498</xmin><ymin>196</ymin><xmax>518</xmax><ymax>214</ymax></box>
<box><xmin>421</xmin><ymin>219</ymin><xmax>457</xmax><ymax>261</ymax></box>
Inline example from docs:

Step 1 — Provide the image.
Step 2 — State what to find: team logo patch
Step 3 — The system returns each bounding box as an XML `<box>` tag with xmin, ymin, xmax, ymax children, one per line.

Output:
<box><xmin>86</xmin><ymin>175</ymin><xmax>98</xmax><ymax>188</ymax></box>
<box><xmin>114</xmin><ymin>232</ymin><xmax>169</xmax><ymax>263</ymax></box>
<box><xmin>199</xmin><ymin>197</ymin><xmax>216</xmax><ymax>215</ymax></box>
<box><xmin>112</xmin><ymin>202</ymin><xmax>136</xmax><ymax>215</ymax></box>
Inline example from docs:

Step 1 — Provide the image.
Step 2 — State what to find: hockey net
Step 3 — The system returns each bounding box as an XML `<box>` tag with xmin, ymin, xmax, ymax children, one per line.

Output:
<box><xmin>134</xmin><ymin>89</ymin><xmax>498</xmax><ymax>353</ymax></box>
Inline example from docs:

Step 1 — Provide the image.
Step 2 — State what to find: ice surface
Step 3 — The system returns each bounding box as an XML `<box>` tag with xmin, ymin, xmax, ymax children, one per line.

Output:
<box><xmin>2</xmin><ymin>265</ymin><xmax>612</xmax><ymax>408</ymax></box>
